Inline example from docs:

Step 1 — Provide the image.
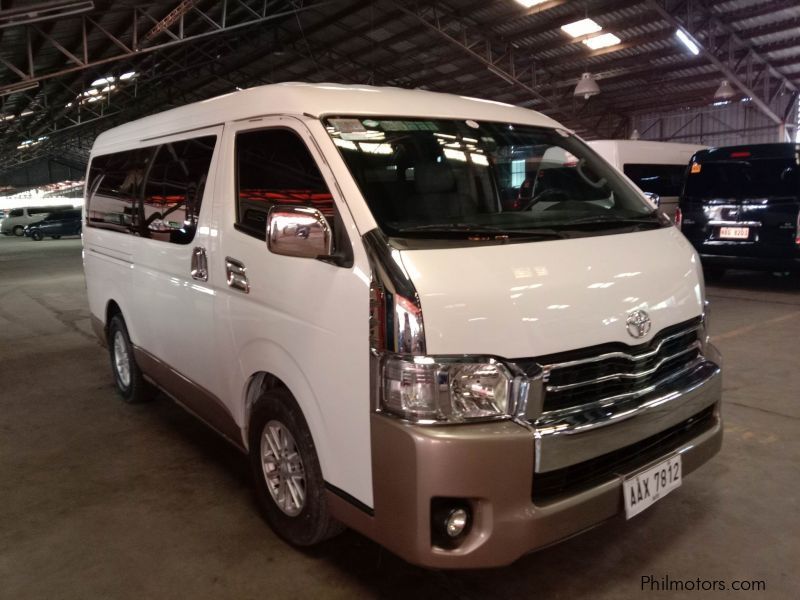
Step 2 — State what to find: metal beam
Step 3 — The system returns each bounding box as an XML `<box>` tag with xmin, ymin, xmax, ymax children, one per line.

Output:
<box><xmin>383</xmin><ymin>0</ymin><xmax>630</xmax><ymax>137</ymax></box>
<box><xmin>0</xmin><ymin>0</ymin><xmax>345</xmax><ymax>96</ymax></box>
<box><xmin>647</xmin><ymin>0</ymin><xmax>798</xmax><ymax>126</ymax></box>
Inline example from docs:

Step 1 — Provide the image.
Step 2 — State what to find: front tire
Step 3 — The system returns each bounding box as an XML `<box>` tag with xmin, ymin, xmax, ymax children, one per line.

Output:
<box><xmin>31</xmin><ymin>230</ymin><xmax>43</xmax><ymax>241</ymax></box>
<box><xmin>13</xmin><ymin>225</ymin><xmax>23</xmax><ymax>236</ymax></box>
<box><xmin>107</xmin><ymin>314</ymin><xmax>154</xmax><ymax>403</ymax></box>
<box><xmin>249</xmin><ymin>389</ymin><xmax>343</xmax><ymax>546</ymax></box>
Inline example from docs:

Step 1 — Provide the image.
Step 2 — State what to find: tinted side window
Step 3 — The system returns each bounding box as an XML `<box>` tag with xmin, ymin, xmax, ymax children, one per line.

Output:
<box><xmin>88</xmin><ymin>136</ymin><xmax>216</xmax><ymax>242</ymax></box>
<box><xmin>623</xmin><ymin>164</ymin><xmax>687</xmax><ymax>197</ymax></box>
<box><xmin>88</xmin><ymin>148</ymin><xmax>155</xmax><ymax>233</ymax></box>
<box><xmin>9</xmin><ymin>208</ymin><xmax>23</xmax><ymax>217</ymax></box>
<box><xmin>140</xmin><ymin>136</ymin><xmax>216</xmax><ymax>244</ymax></box>
<box><xmin>236</xmin><ymin>129</ymin><xmax>333</xmax><ymax>238</ymax></box>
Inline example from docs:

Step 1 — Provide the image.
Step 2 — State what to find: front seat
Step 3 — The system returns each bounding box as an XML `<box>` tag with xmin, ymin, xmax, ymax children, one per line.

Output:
<box><xmin>410</xmin><ymin>161</ymin><xmax>474</xmax><ymax>220</ymax></box>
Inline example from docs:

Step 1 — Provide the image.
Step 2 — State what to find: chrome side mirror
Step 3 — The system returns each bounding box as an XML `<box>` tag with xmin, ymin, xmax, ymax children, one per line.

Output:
<box><xmin>643</xmin><ymin>192</ymin><xmax>661</xmax><ymax>207</ymax></box>
<box><xmin>266</xmin><ymin>205</ymin><xmax>333</xmax><ymax>259</ymax></box>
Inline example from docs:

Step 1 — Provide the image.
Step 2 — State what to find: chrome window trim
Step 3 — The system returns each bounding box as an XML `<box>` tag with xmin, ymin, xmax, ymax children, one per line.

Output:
<box><xmin>707</xmin><ymin>220</ymin><xmax>762</xmax><ymax>227</ymax></box>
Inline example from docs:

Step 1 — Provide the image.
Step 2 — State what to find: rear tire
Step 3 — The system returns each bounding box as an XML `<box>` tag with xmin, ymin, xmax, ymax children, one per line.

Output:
<box><xmin>107</xmin><ymin>314</ymin><xmax>155</xmax><ymax>404</ymax></box>
<box><xmin>249</xmin><ymin>389</ymin><xmax>344</xmax><ymax>546</ymax></box>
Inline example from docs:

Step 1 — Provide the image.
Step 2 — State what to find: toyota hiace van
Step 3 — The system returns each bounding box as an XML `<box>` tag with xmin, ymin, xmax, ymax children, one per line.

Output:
<box><xmin>83</xmin><ymin>83</ymin><xmax>722</xmax><ymax>568</ymax></box>
<box><xmin>678</xmin><ymin>143</ymin><xmax>800</xmax><ymax>277</ymax></box>
<box><xmin>589</xmin><ymin>140</ymin><xmax>706</xmax><ymax>219</ymax></box>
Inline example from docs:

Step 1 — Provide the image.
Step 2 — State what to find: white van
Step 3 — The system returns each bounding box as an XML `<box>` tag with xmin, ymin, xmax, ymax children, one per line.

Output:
<box><xmin>83</xmin><ymin>83</ymin><xmax>722</xmax><ymax>568</ymax></box>
<box><xmin>1</xmin><ymin>206</ymin><xmax>65</xmax><ymax>235</ymax></box>
<box><xmin>588</xmin><ymin>140</ymin><xmax>706</xmax><ymax>218</ymax></box>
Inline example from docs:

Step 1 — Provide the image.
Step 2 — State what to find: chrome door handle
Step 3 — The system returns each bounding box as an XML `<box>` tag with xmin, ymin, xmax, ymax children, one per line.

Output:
<box><xmin>191</xmin><ymin>246</ymin><xmax>208</xmax><ymax>281</ymax></box>
<box><xmin>225</xmin><ymin>257</ymin><xmax>249</xmax><ymax>293</ymax></box>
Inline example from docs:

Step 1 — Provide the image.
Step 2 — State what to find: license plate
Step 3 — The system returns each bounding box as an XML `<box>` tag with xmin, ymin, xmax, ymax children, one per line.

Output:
<box><xmin>623</xmin><ymin>454</ymin><xmax>682</xmax><ymax>519</ymax></box>
<box><xmin>719</xmin><ymin>226</ymin><xmax>749</xmax><ymax>239</ymax></box>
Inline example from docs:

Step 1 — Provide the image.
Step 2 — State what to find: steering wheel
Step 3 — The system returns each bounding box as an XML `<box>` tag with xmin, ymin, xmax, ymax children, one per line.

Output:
<box><xmin>520</xmin><ymin>187</ymin><xmax>570</xmax><ymax>211</ymax></box>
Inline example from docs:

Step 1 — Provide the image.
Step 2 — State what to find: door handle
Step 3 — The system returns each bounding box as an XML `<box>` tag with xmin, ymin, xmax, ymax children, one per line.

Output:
<box><xmin>191</xmin><ymin>246</ymin><xmax>208</xmax><ymax>281</ymax></box>
<box><xmin>225</xmin><ymin>257</ymin><xmax>249</xmax><ymax>293</ymax></box>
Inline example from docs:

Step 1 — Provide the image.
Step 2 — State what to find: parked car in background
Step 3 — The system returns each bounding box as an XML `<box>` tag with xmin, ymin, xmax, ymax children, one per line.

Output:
<box><xmin>678</xmin><ymin>143</ymin><xmax>800</xmax><ymax>278</ymax></box>
<box><xmin>589</xmin><ymin>140</ymin><xmax>707</xmax><ymax>219</ymax></box>
<box><xmin>0</xmin><ymin>206</ymin><xmax>64</xmax><ymax>236</ymax></box>
<box><xmin>23</xmin><ymin>209</ymin><xmax>82</xmax><ymax>240</ymax></box>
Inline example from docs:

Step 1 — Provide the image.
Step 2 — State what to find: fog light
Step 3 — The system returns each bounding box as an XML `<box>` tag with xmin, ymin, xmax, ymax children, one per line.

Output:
<box><xmin>446</xmin><ymin>508</ymin><xmax>469</xmax><ymax>538</ymax></box>
<box><xmin>431</xmin><ymin>499</ymin><xmax>472</xmax><ymax>548</ymax></box>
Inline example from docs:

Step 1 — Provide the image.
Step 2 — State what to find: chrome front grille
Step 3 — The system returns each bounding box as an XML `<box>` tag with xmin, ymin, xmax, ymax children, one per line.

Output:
<box><xmin>528</xmin><ymin>317</ymin><xmax>703</xmax><ymax>415</ymax></box>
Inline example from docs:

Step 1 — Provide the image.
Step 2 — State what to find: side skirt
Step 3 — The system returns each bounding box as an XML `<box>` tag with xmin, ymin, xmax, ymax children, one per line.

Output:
<box><xmin>133</xmin><ymin>347</ymin><xmax>246</xmax><ymax>453</ymax></box>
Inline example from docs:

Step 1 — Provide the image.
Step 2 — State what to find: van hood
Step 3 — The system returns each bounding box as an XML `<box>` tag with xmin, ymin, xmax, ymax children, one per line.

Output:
<box><xmin>399</xmin><ymin>227</ymin><xmax>704</xmax><ymax>357</ymax></box>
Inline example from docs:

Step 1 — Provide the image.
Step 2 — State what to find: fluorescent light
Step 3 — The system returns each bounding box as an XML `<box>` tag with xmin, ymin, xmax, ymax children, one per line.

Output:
<box><xmin>582</xmin><ymin>33</ymin><xmax>621</xmax><ymax>50</ymax></box>
<box><xmin>91</xmin><ymin>76</ymin><xmax>116</xmax><ymax>87</ymax></box>
<box><xmin>675</xmin><ymin>29</ymin><xmax>699</xmax><ymax>55</ymax></box>
<box><xmin>515</xmin><ymin>0</ymin><xmax>548</xmax><ymax>7</ymax></box>
<box><xmin>561</xmin><ymin>18</ymin><xmax>602</xmax><ymax>38</ymax></box>
<box><xmin>119</xmin><ymin>71</ymin><xmax>138</xmax><ymax>80</ymax></box>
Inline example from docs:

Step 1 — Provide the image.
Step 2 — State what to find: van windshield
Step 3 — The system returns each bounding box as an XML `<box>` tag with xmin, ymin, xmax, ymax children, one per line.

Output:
<box><xmin>324</xmin><ymin>118</ymin><xmax>660</xmax><ymax>241</ymax></box>
<box><xmin>685</xmin><ymin>156</ymin><xmax>799</xmax><ymax>199</ymax></box>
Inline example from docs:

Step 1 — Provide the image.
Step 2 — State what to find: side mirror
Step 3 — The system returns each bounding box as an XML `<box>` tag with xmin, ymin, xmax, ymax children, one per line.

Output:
<box><xmin>643</xmin><ymin>192</ymin><xmax>661</xmax><ymax>207</ymax></box>
<box><xmin>266</xmin><ymin>205</ymin><xmax>333</xmax><ymax>259</ymax></box>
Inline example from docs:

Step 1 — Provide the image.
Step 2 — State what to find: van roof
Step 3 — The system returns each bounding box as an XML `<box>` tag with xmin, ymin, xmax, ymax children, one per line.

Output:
<box><xmin>694</xmin><ymin>142</ymin><xmax>799</xmax><ymax>162</ymax></box>
<box><xmin>92</xmin><ymin>82</ymin><xmax>563</xmax><ymax>153</ymax></box>
<box><xmin>589</xmin><ymin>140</ymin><xmax>706</xmax><ymax>152</ymax></box>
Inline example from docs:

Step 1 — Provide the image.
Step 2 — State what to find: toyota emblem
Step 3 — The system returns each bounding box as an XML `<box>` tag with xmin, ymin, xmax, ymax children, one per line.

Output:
<box><xmin>626</xmin><ymin>309</ymin><xmax>652</xmax><ymax>339</ymax></box>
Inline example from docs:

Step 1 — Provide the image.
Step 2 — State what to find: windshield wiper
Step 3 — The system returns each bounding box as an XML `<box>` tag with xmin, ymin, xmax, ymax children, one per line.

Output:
<box><xmin>392</xmin><ymin>223</ymin><xmax>565</xmax><ymax>239</ymax></box>
<box><xmin>558</xmin><ymin>215</ymin><xmax>663</xmax><ymax>229</ymax></box>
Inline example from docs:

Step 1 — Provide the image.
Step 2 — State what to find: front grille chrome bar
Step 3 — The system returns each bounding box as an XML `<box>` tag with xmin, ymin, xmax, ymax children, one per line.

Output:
<box><xmin>541</xmin><ymin>325</ymin><xmax>701</xmax><ymax>373</ymax></box>
<box><xmin>545</xmin><ymin>341</ymin><xmax>702</xmax><ymax>393</ymax></box>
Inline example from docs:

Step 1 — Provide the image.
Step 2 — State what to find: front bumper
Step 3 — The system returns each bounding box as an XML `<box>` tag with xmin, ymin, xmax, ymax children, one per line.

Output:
<box><xmin>329</xmin><ymin>354</ymin><xmax>722</xmax><ymax>569</ymax></box>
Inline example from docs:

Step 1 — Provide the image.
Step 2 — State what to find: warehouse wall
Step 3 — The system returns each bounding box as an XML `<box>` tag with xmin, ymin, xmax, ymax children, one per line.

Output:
<box><xmin>631</xmin><ymin>95</ymin><xmax>799</xmax><ymax>147</ymax></box>
<box><xmin>0</xmin><ymin>157</ymin><xmax>87</xmax><ymax>189</ymax></box>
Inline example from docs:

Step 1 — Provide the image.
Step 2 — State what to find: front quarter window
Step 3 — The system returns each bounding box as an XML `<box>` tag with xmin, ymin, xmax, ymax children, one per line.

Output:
<box><xmin>324</xmin><ymin>117</ymin><xmax>663</xmax><ymax>245</ymax></box>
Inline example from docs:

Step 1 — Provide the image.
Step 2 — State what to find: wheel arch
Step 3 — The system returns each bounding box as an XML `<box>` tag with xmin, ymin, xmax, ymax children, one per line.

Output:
<box><xmin>239</xmin><ymin>352</ymin><xmax>330</xmax><ymax>479</ymax></box>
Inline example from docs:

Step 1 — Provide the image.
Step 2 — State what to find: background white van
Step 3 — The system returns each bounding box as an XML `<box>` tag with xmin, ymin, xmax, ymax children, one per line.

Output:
<box><xmin>589</xmin><ymin>140</ymin><xmax>707</xmax><ymax>218</ymax></box>
<box><xmin>1</xmin><ymin>206</ymin><xmax>64</xmax><ymax>235</ymax></box>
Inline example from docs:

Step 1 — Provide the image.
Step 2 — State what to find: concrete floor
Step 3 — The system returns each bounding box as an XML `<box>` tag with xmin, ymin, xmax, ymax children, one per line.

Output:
<box><xmin>1</xmin><ymin>234</ymin><xmax>798</xmax><ymax>599</ymax></box>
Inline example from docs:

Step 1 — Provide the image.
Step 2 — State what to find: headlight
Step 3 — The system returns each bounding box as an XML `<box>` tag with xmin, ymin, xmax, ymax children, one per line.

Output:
<box><xmin>381</xmin><ymin>355</ymin><xmax>514</xmax><ymax>423</ymax></box>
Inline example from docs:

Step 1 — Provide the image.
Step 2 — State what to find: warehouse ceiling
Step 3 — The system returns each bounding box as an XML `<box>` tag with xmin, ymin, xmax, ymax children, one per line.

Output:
<box><xmin>1</xmin><ymin>0</ymin><xmax>799</xmax><ymax>181</ymax></box>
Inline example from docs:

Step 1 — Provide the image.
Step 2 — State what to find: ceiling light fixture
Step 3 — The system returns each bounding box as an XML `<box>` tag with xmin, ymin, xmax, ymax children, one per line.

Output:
<box><xmin>574</xmin><ymin>72</ymin><xmax>600</xmax><ymax>99</ymax></box>
<box><xmin>561</xmin><ymin>18</ymin><xmax>602</xmax><ymax>38</ymax></box>
<box><xmin>91</xmin><ymin>76</ymin><xmax>116</xmax><ymax>87</ymax></box>
<box><xmin>714</xmin><ymin>79</ymin><xmax>736</xmax><ymax>100</ymax></box>
<box><xmin>515</xmin><ymin>0</ymin><xmax>548</xmax><ymax>7</ymax></box>
<box><xmin>582</xmin><ymin>33</ymin><xmax>621</xmax><ymax>50</ymax></box>
<box><xmin>0</xmin><ymin>80</ymin><xmax>39</xmax><ymax>97</ymax></box>
<box><xmin>675</xmin><ymin>29</ymin><xmax>700</xmax><ymax>55</ymax></box>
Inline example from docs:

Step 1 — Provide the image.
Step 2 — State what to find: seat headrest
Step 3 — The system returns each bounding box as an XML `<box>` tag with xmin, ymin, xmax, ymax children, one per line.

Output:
<box><xmin>414</xmin><ymin>162</ymin><xmax>455</xmax><ymax>194</ymax></box>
